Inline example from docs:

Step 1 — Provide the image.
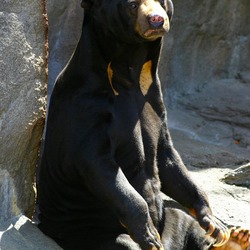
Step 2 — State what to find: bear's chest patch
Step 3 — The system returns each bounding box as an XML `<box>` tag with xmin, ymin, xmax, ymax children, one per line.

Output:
<box><xmin>139</xmin><ymin>60</ymin><xmax>153</xmax><ymax>96</ymax></box>
<box><xmin>107</xmin><ymin>60</ymin><xmax>153</xmax><ymax>96</ymax></box>
<box><xmin>107</xmin><ymin>62</ymin><xmax>119</xmax><ymax>96</ymax></box>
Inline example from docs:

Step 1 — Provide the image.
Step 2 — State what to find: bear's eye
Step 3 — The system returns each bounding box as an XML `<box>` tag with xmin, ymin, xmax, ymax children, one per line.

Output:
<box><xmin>129</xmin><ymin>1</ymin><xmax>138</xmax><ymax>9</ymax></box>
<box><xmin>159</xmin><ymin>0</ymin><xmax>165</xmax><ymax>6</ymax></box>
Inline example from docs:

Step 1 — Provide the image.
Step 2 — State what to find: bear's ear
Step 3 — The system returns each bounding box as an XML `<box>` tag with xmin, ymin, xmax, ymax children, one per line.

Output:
<box><xmin>81</xmin><ymin>0</ymin><xmax>93</xmax><ymax>10</ymax></box>
<box><xmin>167</xmin><ymin>0</ymin><xmax>174</xmax><ymax>21</ymax></box>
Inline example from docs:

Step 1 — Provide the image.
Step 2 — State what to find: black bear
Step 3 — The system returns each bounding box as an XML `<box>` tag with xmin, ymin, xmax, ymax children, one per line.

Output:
<box><xmin>37</xmin><ymin>0</ymin><xmax>250</xmax><ymax>249</ymax></box>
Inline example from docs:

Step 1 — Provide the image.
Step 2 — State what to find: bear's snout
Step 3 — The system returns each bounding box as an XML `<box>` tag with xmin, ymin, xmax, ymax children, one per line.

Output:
<box><xmin>134</xmin><ymin>0</ymin><xmax>171</xmax><ymax>41</ymax></box>
<box><xmin>148</xmin><ymin>15</ymin><xmax>164</xmax><ymax>29</ymax></box>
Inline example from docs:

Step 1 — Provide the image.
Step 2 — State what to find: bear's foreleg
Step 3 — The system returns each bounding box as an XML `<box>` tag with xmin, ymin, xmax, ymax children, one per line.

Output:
<box><xmin>80</xmin><ymin>132</ymin><xmax>163</xmax><ymax>250</ymax></box>
<box><xmin>157</xmin><ymin>126</ymin><xmax>229</xmax><ymax>246</ymax></box>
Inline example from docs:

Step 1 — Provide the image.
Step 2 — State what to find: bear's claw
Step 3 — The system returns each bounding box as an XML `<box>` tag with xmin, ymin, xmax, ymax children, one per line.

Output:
<box><xmin>206</xmin><ymin>217</ymin><xmax>231</xmax><ymax>247</ymax></box>
<box><xmin>212</xmin><ymin>227</ymin><xmax>250</xmax><ymax>250</ymax></box>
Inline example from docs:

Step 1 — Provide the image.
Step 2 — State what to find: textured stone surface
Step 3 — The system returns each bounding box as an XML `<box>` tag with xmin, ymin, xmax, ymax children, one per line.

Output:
<box><xmin>159</xmin><ymin>0</ymin><xmax>250</xmax><ymax>167</ymax></box>
<box><xmin>160</xmin><ymin>0</ymin><xmax>250</xmax><ymax>92</ymax></box>
<box><xmin>46</xmin><ymin>0</ymin><xmax>82</xmax><ymax>96</ymax></box>
<box><xmin>0</xmin><ymin>0</ymin><xmax>47</xmax><ymax>220</ymax></box>
<box><xmin>190</xmin><ymin>167</ymin><xmax>250</xmax><ymax>228</ymax></box>
<box><xmin>0</xmin><ymin>216</ymin><xmax>62</xmax><ymax>250</ymax></box>
<box><xmin>222</xmin><ymin>163</ymin><xmax>250</xmax><ymax>188</ymax></box>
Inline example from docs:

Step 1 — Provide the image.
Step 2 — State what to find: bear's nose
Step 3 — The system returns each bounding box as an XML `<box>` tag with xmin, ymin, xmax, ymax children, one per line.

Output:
<box><xmin>148</xmin><ymin>15</ymin><xmax>164</xmax><ymax>28</ymax></box>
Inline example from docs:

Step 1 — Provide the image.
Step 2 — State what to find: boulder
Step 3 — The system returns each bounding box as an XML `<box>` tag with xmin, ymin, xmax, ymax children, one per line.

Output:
<box><xmin>0</xmin><ymin>216</ymin><xmax>62</xmax><ymax>250</ymax></box>
<box><xmin>190</xmin><ymin>167</ymin><xmax>250</xmax><ymax>228</ymax></box>
<box><xmin>0</xmin><ymin>0</ymin><xmax>47</xmax><ymax>220</ymax></box>
<box><xmin>222</xmin><ymin>163</ymin><xmax>250</xmax><ymax>188</ymax></box>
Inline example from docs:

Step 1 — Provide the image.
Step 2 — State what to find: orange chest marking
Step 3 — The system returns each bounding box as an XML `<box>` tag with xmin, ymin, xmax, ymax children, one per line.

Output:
<box><xmin>107</xmin><ymin>60</ymin><xmax>153</xmax><ymax>96</ymax></box>
<box><xmin>139</xmin><ymin>60</ymin><xmax>153</xmax><ymax>96</ymax></box>
<box><xmin>107</xmin><ymin>62</ymin><xmax>119</xmax><ymax>96</ymax></box>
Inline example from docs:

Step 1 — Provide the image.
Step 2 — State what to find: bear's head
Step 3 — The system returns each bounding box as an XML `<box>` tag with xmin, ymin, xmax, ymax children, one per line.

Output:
<box><xmin>82</xmin><ymin>0</ymin><xmax>173</xmax><ymax>43</ymax></box>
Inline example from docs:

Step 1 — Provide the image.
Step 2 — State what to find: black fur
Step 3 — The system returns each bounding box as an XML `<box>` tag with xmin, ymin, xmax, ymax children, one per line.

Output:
<box><xmin>38</xmin><ymin>0</ymin><xmax>220</xmax><ymax>249</ymax></box>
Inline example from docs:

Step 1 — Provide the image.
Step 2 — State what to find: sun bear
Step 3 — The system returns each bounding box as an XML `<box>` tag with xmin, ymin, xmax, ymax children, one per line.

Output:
<box><xmin>37</xmin><ymin>0</ymin><xmax>250</xmax><ymax>249</ymax></box>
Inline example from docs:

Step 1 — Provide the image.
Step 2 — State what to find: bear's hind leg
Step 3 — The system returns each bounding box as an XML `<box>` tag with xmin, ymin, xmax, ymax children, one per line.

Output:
<box><xmin>54</xmin><ymin>233</ymin><xmax>142</xmax><ymax>250</ymax></box>
<box><xmin>161</xmin><ymin>207</ymin><xmax>214</xmax><ymax>250</ymax></box>
<box><xmin>97</xmin><ymin>234</ymin><xmax>142</xmax><ymax>250</ymax></box>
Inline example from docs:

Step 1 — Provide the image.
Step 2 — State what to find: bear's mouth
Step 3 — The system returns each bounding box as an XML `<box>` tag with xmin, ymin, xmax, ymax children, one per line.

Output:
<box><xmin>143</xmin><ymin>28</ymin><xmax>165</xmax><ymax>40</ymax></box>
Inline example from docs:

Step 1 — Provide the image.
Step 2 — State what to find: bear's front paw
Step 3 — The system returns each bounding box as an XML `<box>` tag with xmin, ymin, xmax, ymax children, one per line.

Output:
<box><xmin>191</xmin><ymin>206</ymin><xmax>230</xmax><ymax>247</ymax></box>
<box><xmin>128</xmin><ymin>216</ymin><xmax>163</xmax><ymax>250</ymax></box>
<box><xmin>199</xmin><ymin>214</ymin><xmax>230</xmax><ymax>247</ymax></box>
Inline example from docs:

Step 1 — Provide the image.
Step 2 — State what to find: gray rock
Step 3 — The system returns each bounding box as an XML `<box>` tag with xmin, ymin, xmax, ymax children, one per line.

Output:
<box><xmin>222</xmin><ymin>163</ymin><xmax>250</xmax><ymax>188</ymax></box>
<box><xmin>158</xmin><ymin>0</ymin><xmax>250</xmax><ymax>168</ymax></box>
<box><xmin>160</xmin><ymin>0</ymin><xmax>250</xmax><ymax>93</ymax></box>
<box><xmin>166</xmin><ymin>82</ymin><xmax>250</xmax><ymax>168</ymax></box>
<box><xmin>0</xmin><ymin>0</ymin><xmax>47</xmax><ymax>219</ymax></box>
<box><xmin>0</xmin><ymin>216</ymin><xmax>62</xmax><ymax>250</ymax></box>
<box><xmin>169</xmin><ymin>124</ymin><xmax>250</xmax><ymax>169</ymax></box>
<box><xmin>190</xmin><ymin>167</ymin><xmax>250</xmax><ymax>228</ymax></box>
<box><xmin>237</xmin><ymin>72</ymin><xmax>250</xmax><ymax>84</ymax></box>
<box><xmin>46</xmin><ymin>0</ymin><xmax>82</xmax><ymax>96</ymax></box>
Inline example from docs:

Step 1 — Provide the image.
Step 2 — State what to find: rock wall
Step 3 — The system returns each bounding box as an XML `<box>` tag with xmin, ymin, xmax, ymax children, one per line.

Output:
<box><xmin>161</xmin><ymin>0</ymin><xmax>250</xmax><ymax>93</ymax></box>
<box><xmin>46</xmin><ymin>0</ymin><xmax>82</xmax><ymax>96</ymax></box>
<box><xmin>159</xmin><ymin>0</ymin><xmax>250</xmax><ymax>167</ymax></box>
<box><xmin>0</xmin><ymin>0</ymin><xmax>47</xmax><ymax>220</ymax></box>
